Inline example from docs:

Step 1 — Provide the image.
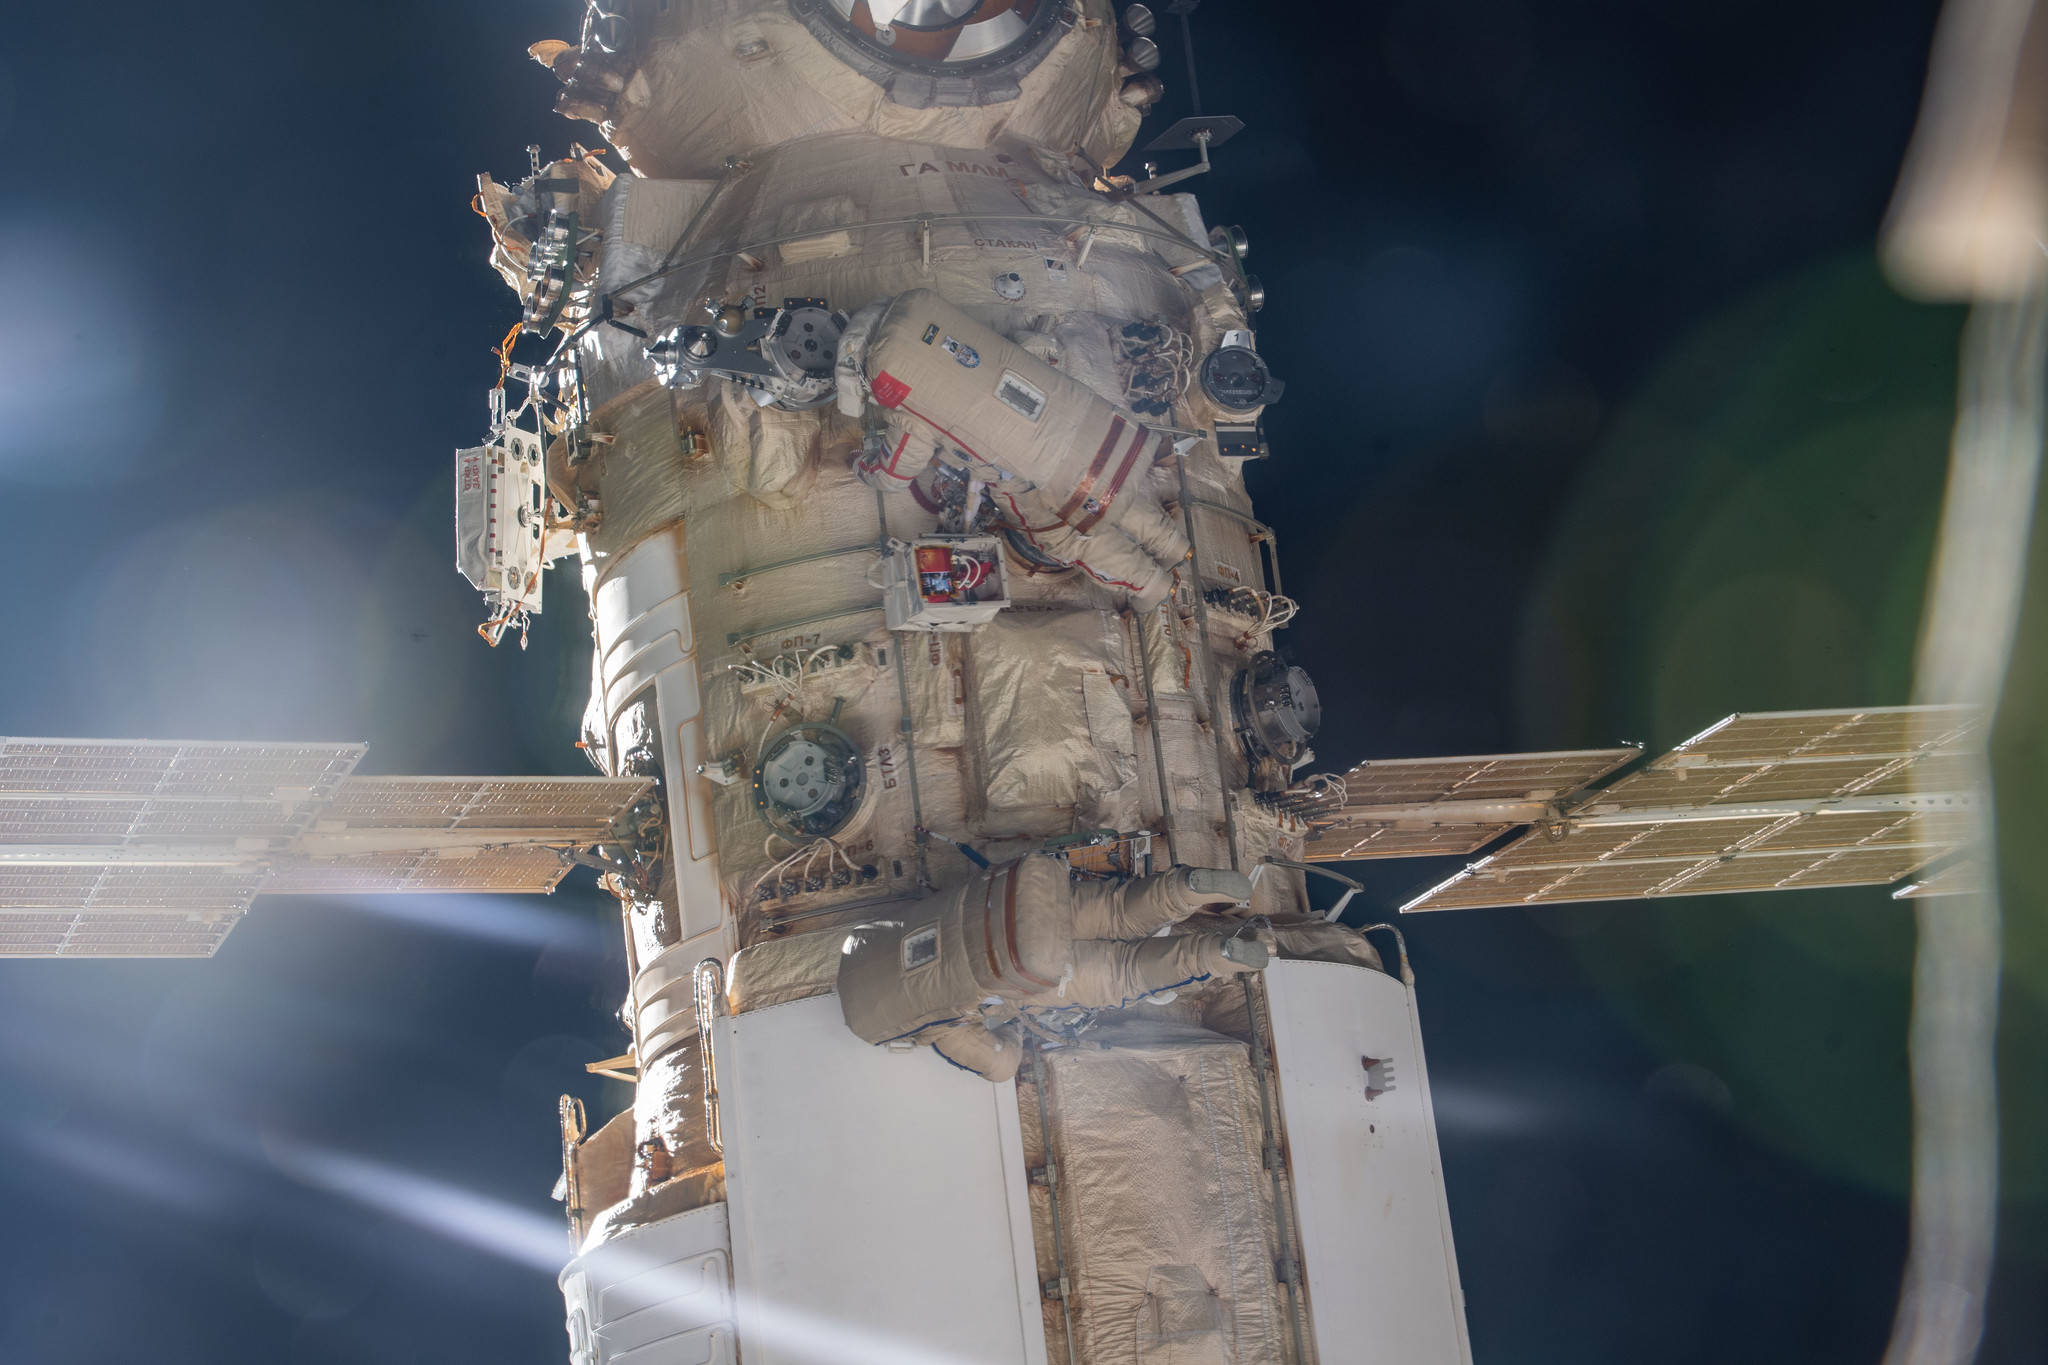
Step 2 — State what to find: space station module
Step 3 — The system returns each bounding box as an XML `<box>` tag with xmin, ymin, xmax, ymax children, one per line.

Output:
<box><xmin>462</xmin><ymin>3</ymin><xmax>1474</xmax><ymax>1362</ymax></box>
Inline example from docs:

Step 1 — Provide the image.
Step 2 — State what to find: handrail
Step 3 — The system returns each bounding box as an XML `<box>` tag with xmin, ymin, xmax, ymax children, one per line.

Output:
<box><xmin>1030</xmin><ymin>1048</ymin><xmax>1081</xmax><ymax>1365</ymax></box>
<box><xmin>557</xmin><ymin>1094</ymin><xmax>588</xmax><ymax>1246</ymax></box>
<box><xmin>1176</xmin><ymin>457</ymin><xmax>1243</xmax><ymax>869</ymax></box>
<box><xmin>720</xmin><ymin>539</ymin><xmax>886</xmax><ymax>588</ymax></box>
<box><xmin>1356</xmin><ymin>921</ymin><xmax>1414</xmax><ymax>987</ymax></box>
<box><xmin>728</xmin><ymin>602</ymin><xmax>885</xmax><ymax>648</ymax></box>
<box><xmin>692</xmin><ymin>957</ymin><xmax>727</xmax><ymax>1155</ymax></box>
<box><xmin>1263</xmin><ymin>855</ymin><xmax>1363</xmax><ymax>922</ymax></box>
<box><xmin>1185</xmin><ymin>495</ymin><xmax>1285</xmax><ymax>603</ymax></box>
<box><xmin>605</xmin><ymin>210</ymin><xmax>1228</xmax><ymax>303</ymax></box>
<box><xmin>1242</xmin><ymin>974</ymin><xmax>1315</xmax><ymax>1365</ymax></box>
<box><xmin>1130</xmin><ymin>606</ymin><xmax>1182</xmax><ymax>869</ymax></box>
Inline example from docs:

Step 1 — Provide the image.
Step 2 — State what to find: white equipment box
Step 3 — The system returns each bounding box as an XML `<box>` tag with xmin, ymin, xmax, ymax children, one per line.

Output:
<box><xmin>455</xmin><ymin>426</ymin><xmax>550</xmax><ymax>618</ymax></box>
<box><xmin>881</xmin><ymin>535</ymin><xmax>1009</xmax><ymax>632</ymax></box>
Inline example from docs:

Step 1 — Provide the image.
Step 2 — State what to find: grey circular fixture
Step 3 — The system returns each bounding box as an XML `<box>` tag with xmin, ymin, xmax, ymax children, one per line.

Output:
<box><xmin>1233</xmin><ymin>651</ymin><xmax>1321</xmax><ymax>771</ymax></box>
<box><xmin>1199</xmin><ymin>343</ymin><xmax>1284</xmax><ymax>411</ymax></box>
<box><xmin>768</xmin><ymin>306</ymin><xmax>845</xmax><ymax>383</ymax></box>
<box><xmin>752</xmin><ymin>721</ymin><xmax>867</xmax><ymax>839</ymax></box>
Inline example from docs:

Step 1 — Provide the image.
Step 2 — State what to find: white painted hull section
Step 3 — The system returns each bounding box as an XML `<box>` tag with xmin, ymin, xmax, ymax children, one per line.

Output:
<box><xmin>560</xmin><ymin>1202</ymin><xmax>735</xmax><ymax>1365</ymax></box>
<box><xmin>1264</xmin><ymin>961</ymin><xmax>1473</xmax><ymax>1364</ymax></box>
<box><xmin>715</xmin><ymin>993</ymin><xmax>1048</xmax><ymax>1365</ymax></box>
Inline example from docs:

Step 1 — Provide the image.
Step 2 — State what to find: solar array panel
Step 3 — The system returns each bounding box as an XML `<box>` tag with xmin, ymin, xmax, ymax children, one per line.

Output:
<box><xmin>319</xmin><ymin>776</ymin><xmax>651</xmax><ymax>831</ymax></box>
<box><xmin>0</xmin><ymin>912</ymin><xmax>239</xmax><ymax>959</ymax></box>
<box><xmin>1893</xmin><ymin>853</ymin><xmax>1990</xmax><ymax>899</ymax></box>
<box><xmin>0</xmin><ymin>864</ymin><xmax>266</xmax><ymax>913</ymax></box>
<box><xmin>1403</xmin><ymin>706</ymin><xmax>1986</xmax><ymax>911</ymax></box>
<box><xmin>1583</xmin><ymin>705</ymin><xmax>1982</xmax><ymax>813</ymax></box>
<box><xmin>1331</xmin><ymin>748</ymin><xmax>1640</xmax><ymax>806</ymax></box>
<box><xmin>266</xmin><ymin>845</ymin><xmax>577</xmax><ymax>895</ymax></box>
<box><xmin>1302</xmin><ymin>748</ymin><xmax>1637</xmax><ymax>862</ymax></box>
<box><xmin>0</xmin><ymin>743</ymin><xmax>651</xmax><ymax>954</ymax></box>
<box><xmin>0</xmin><ymin>738</ymin><xmax>364</xmax><ymax>845</ymax></box>
<box><xmin>1403</xmin><ymin>810</ymin><xmax>1960</xmax><ymax>910</ymax></box>
<box><xmin>1304</xmin><ymin>822</ymin><xmax>1518</xmax><ymax>861</ymax></box>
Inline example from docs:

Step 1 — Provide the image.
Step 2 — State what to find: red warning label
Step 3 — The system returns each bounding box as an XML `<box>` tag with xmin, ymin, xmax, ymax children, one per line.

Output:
<box><xmin>870</xmin><ymin>370</ymin><xmax>911</xmax><ymax>408</ymax></box>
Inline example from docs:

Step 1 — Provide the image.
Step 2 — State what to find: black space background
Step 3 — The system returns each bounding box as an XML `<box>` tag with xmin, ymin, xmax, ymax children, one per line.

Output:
<box><xmin>1</xmin><ymin>2</ymin><xmax>2044</xmax><ymax>1362</ymax></box>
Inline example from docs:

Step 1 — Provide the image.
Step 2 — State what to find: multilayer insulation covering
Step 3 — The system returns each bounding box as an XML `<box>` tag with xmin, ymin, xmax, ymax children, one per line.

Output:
<box><xmin>1039</xmin><ymin>1019</ymin><xmax>1292</xmax><ymax>1364</ymax></box>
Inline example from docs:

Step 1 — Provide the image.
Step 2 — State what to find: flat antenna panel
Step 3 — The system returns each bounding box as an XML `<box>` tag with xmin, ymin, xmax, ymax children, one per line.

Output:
<box><xmin>1402</xmin><ymin>706</ymin><xmax>1985</xmax><ymax>911</ymax></box>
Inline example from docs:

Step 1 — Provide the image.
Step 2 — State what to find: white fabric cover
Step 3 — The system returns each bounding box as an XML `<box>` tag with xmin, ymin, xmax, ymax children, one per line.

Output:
<box><xmin>1040</xmin><ymin>1018</ymin><xmax>1291</xmax><ymax>1365</ymax></box>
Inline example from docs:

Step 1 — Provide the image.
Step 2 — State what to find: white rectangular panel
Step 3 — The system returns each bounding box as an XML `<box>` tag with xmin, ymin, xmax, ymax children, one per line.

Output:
<box><xmin>1264</xmin><ymin>960</ymin><xmax>1473</xmax><ymax>1365</ymax></box>
<box><xmin>560</xmin><ymin>1202</ymin><xmax>735</xmax><ymax>1365</ymax></box>
<box><xmin>714</xmin><ymin>994</ymin><xmax>1046</xmax><ymax>1365</ymax></box>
